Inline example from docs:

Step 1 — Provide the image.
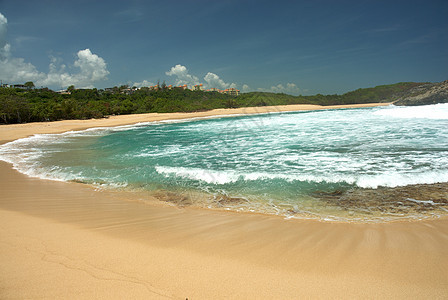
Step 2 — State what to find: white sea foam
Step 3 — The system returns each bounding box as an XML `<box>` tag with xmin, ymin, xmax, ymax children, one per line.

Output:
<box><xmin>1</xmin><ymin>103</ymin><xmax>448</xmax><ymax>223</ymax></box>
<box><xmin>0</xmin><ymin>131</ymin><xmax>94</xmax><ymax>182</ymax></box>
<box><xmin>155</xmin><ymin>165</ymin><xmax>448</xmax><ymax>188</ymax></box>
<box><xmin>355</xmin><ymin>171</ymin><xmax>448</xmax><ymax>188</ymax></box>
<box><xmin>155</xmin><ymin>166</ymin><xmax>356</xmax><ymax>185</ymax></box>
<box><xmin>134</xmin><ymin>145</ymin><xmax>186</xmax><ymax>158</ymax></box>
<box><xmin>373</xmin><ymin>103</ymin><xmax>448</xmax><ymax>119</ymax></box>
<box><xmin>155</xmin><ymin>166</ymin><xmax>240</xmax><ymax>184</ymax></box>
<box><xmin>6</xmin><ymin>160</ymin><xmax>82</xmax><ymax>182</ymax></box>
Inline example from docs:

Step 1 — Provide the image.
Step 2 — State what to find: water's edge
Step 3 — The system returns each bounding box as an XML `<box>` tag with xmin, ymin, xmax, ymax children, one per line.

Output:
<box><xmin>1</xmin><ymin>105</ymin><xmax>448</xmax><ymax>223</ymax></box>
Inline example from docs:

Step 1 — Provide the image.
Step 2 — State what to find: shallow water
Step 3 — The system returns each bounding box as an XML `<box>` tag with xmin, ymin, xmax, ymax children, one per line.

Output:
<box><xmin>1</xmin><ymin>104</ymin><xmax>448</xmax><ymax>222</ymax></box>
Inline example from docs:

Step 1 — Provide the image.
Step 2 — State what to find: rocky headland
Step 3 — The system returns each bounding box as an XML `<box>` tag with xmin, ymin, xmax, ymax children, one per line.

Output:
<box><xmin>394</xmin><ymin>80</ymin><xmax>448</xmax><ymax>106</ymax></box>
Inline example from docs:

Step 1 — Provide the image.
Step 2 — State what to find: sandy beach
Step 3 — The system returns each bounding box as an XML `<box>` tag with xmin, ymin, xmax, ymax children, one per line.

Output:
<box><xmin>1</xmin><ymin>103</ymin><xmax>448</xmax><ymax>299</ymax></box>
<box><xmin>0</xmin><ymin>102</ymin><xmax>390</xmax><ymax>143</ymax></box>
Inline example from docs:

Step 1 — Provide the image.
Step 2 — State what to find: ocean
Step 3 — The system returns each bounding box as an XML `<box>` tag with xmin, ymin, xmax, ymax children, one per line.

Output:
<box><xmin>1</xmin><ymin>103</ymin><xmax>448</xmax><ymax>222</ymax></box>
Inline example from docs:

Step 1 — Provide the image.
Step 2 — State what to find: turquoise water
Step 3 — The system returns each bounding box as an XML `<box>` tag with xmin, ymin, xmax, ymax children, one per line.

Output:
<box><xmin>1</xmin><ymin>104</ymin><xmax>448</xmax><ymax>221</ymax></box>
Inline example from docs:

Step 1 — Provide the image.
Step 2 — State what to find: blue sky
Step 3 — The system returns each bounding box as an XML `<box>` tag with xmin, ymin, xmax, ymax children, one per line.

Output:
<box><xmin>1</xmin><ymin>0</ymin><xmax>447</xmax><ymax>95</ymax></box>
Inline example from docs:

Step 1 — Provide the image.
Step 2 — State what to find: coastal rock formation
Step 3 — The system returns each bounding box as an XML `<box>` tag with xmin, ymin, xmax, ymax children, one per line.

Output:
<box><xmin>394</xmin><ymin>80</ymin><xmax>448</xmax><ymax>106</ymax></box>
<box><xmin>152</xmin><ymin>190</ymin><xmax>192</xmax><ymax>207</ymax></box>
<box><xmin>315</xmin><ymin>182</ymin><xmax>448</xmax><ymax>216</ymax></box>
<box><xmin>214</xmin><ymin>194</ymin><xmax>248</xmax><ymax>207</ymax></box>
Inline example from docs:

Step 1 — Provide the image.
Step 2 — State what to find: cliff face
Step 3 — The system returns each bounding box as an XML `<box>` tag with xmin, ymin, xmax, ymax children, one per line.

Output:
<box><xmin>394</xmin><ymin>80</ymin><xmax>448</xmax><ymax>106</ymax></box>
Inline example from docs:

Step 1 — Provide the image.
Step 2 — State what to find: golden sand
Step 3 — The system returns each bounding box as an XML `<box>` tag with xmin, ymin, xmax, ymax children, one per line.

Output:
<box><xmin>1</xmin><ymin>103</ymin><xmax>447</xmax><ymax>299</ymax></box>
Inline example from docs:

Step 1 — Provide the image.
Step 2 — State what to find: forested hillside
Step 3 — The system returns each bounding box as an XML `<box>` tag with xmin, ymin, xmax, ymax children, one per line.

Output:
<box><xmin>0</xmin><ymin>82</ymin><xmax>430</xmax><ymax>124</ymax></box>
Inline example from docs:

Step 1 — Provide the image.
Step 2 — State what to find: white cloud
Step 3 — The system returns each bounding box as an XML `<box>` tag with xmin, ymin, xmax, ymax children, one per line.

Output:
<box><xmin>0</xmin><ymin>12</ymin><xmax>109</xmax><ymax>89</ymax></box>
<box><xmin>164</xmin><ymin>64</ymin><xmax>302</xmax><ymax>95</ymax></box>
<box><xmin>1</xmin><ymin>12</ymin><xmax>11</xmax><ymax>59</ymax></box>
<box><xmin>242</xmin><ymin>84</ymin><xmax>251</xmax><ymax>93</ymax></box>
<box><xmin>0</xmin><ymin>13</ymin><xmax>6</xmax><ymax>36</ymax></box>
<box><xmin>165</xmin><ymin>64</ymin><xmax>199</xmax><ymax>87</ymax></box>
<box><xmin>0</xmin><ymin>47</ymin><xmax>44</xmax><ymax>83</ymax></box>
<box><xmin>258</xmin><ymin>83</ymin><xmax>301</xmax><ymax>95</ymax></box>
<box><xmin>72</xmin><ymin>49</ymin><xmax>109</xmax><ymax>84</ymax></box>
<box><xmin>165</xmin><ymin>64</ymin><xmax>238</xmax><ymax>90</ymax></box>
<box><xmin>133</xmin><ymin>79</ymin><xmax>154</xmax><ymax>88</ymax></box>
<box><xmin>42</xmin><ymin>48</ymin><xmax>109</xmax><ymax>88</ymax></box>
<box><xmin>203</xmin><ymin>72</ymin><xmax>236</xmax><ymax>90</ymax></box>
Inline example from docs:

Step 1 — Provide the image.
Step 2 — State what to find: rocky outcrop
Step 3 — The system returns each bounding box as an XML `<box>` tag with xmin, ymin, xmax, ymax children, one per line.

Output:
<box><xmin>314</xmin><ymin>182</ymin><xmax>448</xmax><ymax>216</ymax></box>
<box><xmin>394</xmin><ymin>80</ymin><xmax>448</xmax><ymax>106</ymax></box>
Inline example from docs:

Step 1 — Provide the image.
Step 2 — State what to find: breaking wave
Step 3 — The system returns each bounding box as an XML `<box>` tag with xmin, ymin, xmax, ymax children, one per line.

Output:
<box><xmin>373</xmin><ymin>103</ymin><xmax>448</xmax><ymax>119</ymax></box>
<box><xmin>1</xmin><ymin>103</ymin><xmax>448</xmax><ymax>222</ymax></box>
<box><xmin>155</xmin><ymin>166</ymin><xmax>448</xmax><ymax>188</ymax></box>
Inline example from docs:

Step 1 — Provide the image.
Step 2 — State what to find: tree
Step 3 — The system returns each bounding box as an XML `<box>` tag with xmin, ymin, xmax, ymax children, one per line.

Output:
<box><xmin>67</xmin><ymin>85</ymin><xmax>75</xmax><ymax>93</ymax></box>
<box><xmin>24</xmin><ymin>81</ymin><xmax>35</xmax><ymax>89</ymax></box>
<box><xmin>0</xmin><ymin>94</ymin><xmax>30</xmax><ymax>123</ymax></box>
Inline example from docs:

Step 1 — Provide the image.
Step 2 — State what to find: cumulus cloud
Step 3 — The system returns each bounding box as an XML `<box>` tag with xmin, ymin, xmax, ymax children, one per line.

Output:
<box><xmin>71</xmin><ymin>49</ymin><xmax>109</xmax><ymax>84</ymax></box>
<box><xmin>242</xmin><ymin>84</ymin><xmax>251</xmax><ymax>93</ymax></box>
<box><xmin>165</xmin><ymin>64</ymin><xmax>238</xmax><ymax>90</ymax></box>
<box><xmin>258</xmin><ymin>83</ymin><xmax>301</xmax><ymax>95</ymax></box>
<box><xmin>165</xmin><ymin>64</ymin><xmax>199</xmax><ymax>87</ymax></box>
<box><xmin>132</xmin><ymin>79</ymin><xmax>154</xmax><ymax>88</ymax></box>
<box><xmin>0</xmin><ymin>13</ymin><xmax>7</xmax><ymax>52</ymax></box>
<box><xmin>203</xmin><ymin>72</ymin><xmax>236</xmax><ymax>89</ymax></box>
<box><xmin>164</xmin><ymin>63</ymin><xmax>302</xmax><ymax>95</ymax></box>
<box><xmin>0</xmin><ymin>12</ymin><xmax>109</xmax><ymax>88</ymax></box>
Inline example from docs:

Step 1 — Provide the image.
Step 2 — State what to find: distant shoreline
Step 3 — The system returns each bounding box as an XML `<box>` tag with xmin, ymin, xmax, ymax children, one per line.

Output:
<box><xmin>0</xmin><ymin>102</ymin><xmax>391</xmax><ymax>144</ymax></box>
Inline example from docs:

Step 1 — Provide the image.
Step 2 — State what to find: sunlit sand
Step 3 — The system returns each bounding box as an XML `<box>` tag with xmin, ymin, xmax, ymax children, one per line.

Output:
<box><xmin>1</xmin><ymin>103</ymin><xmax>447</xmax><ymax>299</ymax></box>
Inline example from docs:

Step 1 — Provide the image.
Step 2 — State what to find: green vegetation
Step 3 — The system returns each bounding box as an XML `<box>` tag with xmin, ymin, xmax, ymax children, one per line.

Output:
<box><xmin>237</xmin><ymin>82</ymin><xmax>425</xmax><ymax>106</ymax></box>
<box><xmin>0</xmin><ymin>87</ymin><xmax>237</xmax><ymax>124</ymax></box>
<box><xmin>0</xmin><ymin>82</ymin><xmax>425</xmax><ymax>124</ymax></box>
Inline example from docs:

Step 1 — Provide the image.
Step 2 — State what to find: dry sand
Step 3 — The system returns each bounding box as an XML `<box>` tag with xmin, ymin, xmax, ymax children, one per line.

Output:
<box><xmin>1</xmin><ymin>103</ymin><xmax>447</xmax><ymax>299</ymax></box>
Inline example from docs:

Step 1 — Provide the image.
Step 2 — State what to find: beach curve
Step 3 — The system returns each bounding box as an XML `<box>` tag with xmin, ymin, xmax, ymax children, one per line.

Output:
<box><xmin>1</xmin><ymin>103</ymin><xmax>448</xmax><ymax>299</ymax></box>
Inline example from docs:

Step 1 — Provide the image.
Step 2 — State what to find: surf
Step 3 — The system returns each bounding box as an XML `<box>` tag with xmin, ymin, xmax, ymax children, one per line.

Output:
<box><xmin>1</xmin><ymin>104</ymin><xmax>447</xmax><ymax>222</ymax></box>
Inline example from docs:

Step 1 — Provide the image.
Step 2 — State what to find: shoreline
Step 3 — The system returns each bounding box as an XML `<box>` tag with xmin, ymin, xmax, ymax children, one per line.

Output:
<box><xmin>0</xmin><ymin>102</ymin><xmax>390</xmax><ymax>144</ymax></box>
<box><xmin>2</xmin><ymin>101</ymin><xmax>446</xmax><ymax>224</ymax></box>
<box><xmin>2</xmin><ymin>102</ymin><xmax>448</xmax><ymax>298</ymax></box>
<box><xmin>1</xmin><ymin>161</ymin><xmax>447</xmax><ymax>298</ymax></box>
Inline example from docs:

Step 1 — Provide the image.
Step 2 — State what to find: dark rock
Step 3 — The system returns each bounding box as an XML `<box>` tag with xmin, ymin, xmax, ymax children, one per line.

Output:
<box><xmin>314</xmin><ymin>182</ymin><xmax>448</xmax><ymax>215</ymax></box>
<box><xmin>214</xmin><ymin>194</ymin><xmax>247</xmax><ymax>206</ymax></box>
<box><xmin>152</xmin><ymin>190</ymin><xmax>192</xmax><ymax>207</ymax></box>
<box><xmin>394</xmin><ymin>80</ymin><xmax>448</xmax><ymax>106</ymax></box>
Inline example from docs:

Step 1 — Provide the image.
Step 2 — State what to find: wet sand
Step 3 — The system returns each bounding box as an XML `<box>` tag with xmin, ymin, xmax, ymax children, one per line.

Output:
<box><xmin>1</xmin><ymin>103</ymin><xmax>448</xmax><ymax>299</ymax></box>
